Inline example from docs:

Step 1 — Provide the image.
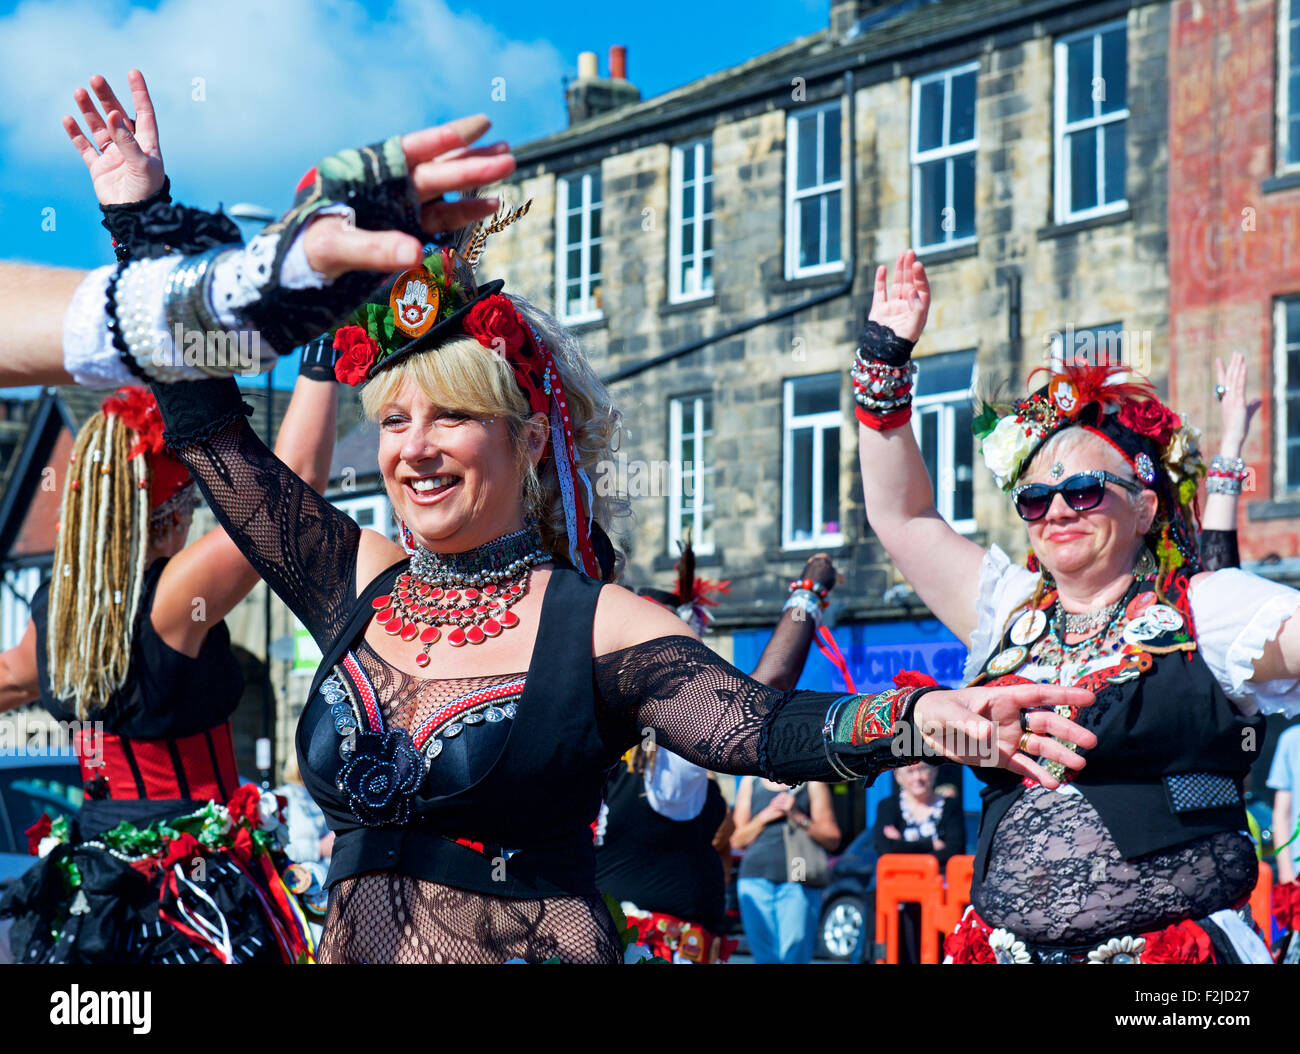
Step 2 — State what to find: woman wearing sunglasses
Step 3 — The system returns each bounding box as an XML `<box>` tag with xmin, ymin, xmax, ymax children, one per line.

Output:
<box><xmin>854</xmin><ymin>250</ymin><xmax>1300</xmax><ymax>965</ymax></box>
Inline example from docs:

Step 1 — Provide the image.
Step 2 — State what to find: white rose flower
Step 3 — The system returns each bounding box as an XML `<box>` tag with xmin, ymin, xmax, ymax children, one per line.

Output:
<box><xmin>982</xmin><ymin>416</ymin><xmax>1036</xmax><ymax>489</ymax></box>
<box><xmin>37</xmin><ymin>836</ymin><xmax>60</xmax><ymax>858</ymax></box>
<box><xmin>257</xmin><ymin>791</ymin><xmax>284</xmax><ymax>832</ymax></box>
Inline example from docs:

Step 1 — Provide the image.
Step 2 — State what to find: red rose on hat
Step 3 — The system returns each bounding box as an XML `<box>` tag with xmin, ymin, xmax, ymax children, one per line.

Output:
<box><xmin>464</xmin><ymin>295</ymin><xmax>527</xmax><ymax>357</ymax></box>
<box><xmin>333</xmin><ymin>326</ymin><xmax>380</xmax><ymax>386</ymax></box>
<box><xmin>1140</xmin><ymin>919</ymin><xmax>1213</xmax><ymax>964</ymax></box>
<box><xmin>1117</xmin><ymin>399</ymin><xmax>1181</xmax><ymax>446</ymax></box>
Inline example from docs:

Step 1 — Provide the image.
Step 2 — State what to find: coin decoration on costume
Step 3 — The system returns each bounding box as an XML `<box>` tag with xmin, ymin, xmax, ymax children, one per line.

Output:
<box><xmin>1010</xmin><ymin>609</ymin><xmax>1048</xmax><ymax>647</ymax></box>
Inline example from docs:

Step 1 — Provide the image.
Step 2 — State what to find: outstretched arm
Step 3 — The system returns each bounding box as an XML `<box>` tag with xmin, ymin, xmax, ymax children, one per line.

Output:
<box><xmin>593</xmin><ymin>585</ymin><xmax>1096</xmax><ymax>790</ymax></box>
<box><xmin>0</xmin><ymin>621</ymin><xmax>40</xmax><ymax>713</ymax></box>
<box><xmin>855</xmin><ymin>251</ymin><xmax>986</xmax><ymax>645</ymax></box>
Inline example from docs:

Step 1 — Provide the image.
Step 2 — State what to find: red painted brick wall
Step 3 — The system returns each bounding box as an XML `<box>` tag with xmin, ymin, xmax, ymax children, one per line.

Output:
<box><xmin>1169</xmin><ymin>0</ymin><xmax>1300</xmax><ymax>558</ymax></box>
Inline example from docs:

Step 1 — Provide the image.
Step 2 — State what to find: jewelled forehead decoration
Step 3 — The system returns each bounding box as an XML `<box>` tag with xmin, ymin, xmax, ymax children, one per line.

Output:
<box><xmin>1049</xmin><ymin>462</ymin><xmax>1065</xmax><ymax>480</ymax></box>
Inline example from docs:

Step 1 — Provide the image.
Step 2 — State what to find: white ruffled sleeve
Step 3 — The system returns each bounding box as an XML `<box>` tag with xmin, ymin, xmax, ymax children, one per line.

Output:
<box><xmin>962</xmin><ymin>544</ymin><xmax>1040</xmax><ymax>684</ymax></box>
<box><xmin>1189</xmin><ymin>569</ymin><xmax>1300</xmax><ymax>715</ymax></box>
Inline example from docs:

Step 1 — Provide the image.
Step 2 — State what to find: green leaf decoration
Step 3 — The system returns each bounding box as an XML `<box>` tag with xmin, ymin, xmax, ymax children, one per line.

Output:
<box><xmin>57</xmin><ymin>854</ymin><xmax>82</xmax><ymax>892</ymax></box>
<box><xmin>972</xmin><ymin>401</ymin><xmax>1000</xmax><ymax>440</ymax></box>
<box><xmin>382</xmin><ymin>312</ymin><xmax>396</xmax><ymax>343</ymax></box>
<box><xmin>600</xmin><ymin>892</ymin><xmax>637</xmax><ymax>953</ymax></box>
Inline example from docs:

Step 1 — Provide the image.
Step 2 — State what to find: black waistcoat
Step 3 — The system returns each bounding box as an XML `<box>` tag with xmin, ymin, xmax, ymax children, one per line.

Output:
<box><xmin>298</xmin><ymin>560</ymin><xmax>628</xmax><ymax>898</ymax></box>
<box><xmin>970</xmin><ymin>577</ymin><xmax>1264</xmax><ymax>897</ymax></box>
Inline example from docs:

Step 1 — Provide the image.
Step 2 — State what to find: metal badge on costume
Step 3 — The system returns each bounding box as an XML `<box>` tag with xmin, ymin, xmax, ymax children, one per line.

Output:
<box><xmin>390</xmin><ymin>268</ymin><xmax>440</xmax><ymax>338</ymax></box>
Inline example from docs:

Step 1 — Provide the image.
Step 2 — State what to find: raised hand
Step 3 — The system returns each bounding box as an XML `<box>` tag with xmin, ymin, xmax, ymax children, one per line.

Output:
<box><xmin>301</xmin><ymin>114</ymin><xmax>516</xmax><ymax>280</ymax></box>
<box><xmin>1215</xmin><ymin>352</ymin><xmax>1261</xmax><ymax>457</ymax></box>
<box><xmin>62</xmin><ymin>70</ymin><xmax>165</xmax><ymax>206</ymax></box>
<box><xmin>867</xmin><ymin>249</ymin><xmax>930</xmax><ymax>344</ymax></box>
<box><xmin>911</xmin><ymin>682</ymin><xmax>1097</xmax><ymax>790</ymax></box>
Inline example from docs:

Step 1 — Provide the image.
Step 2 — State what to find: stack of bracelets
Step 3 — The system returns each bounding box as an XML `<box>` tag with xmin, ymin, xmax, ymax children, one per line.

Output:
<box><xmin>783</xmin><ymin>577</ymin><xmax>830</xmax><ymax>624</ymax></box>
<box><xmin>1206</xmin><ymin>455</ymin><xmax>1248</xmax><ymax>495</ymax></box>
<box><xmin>850</xmin><ymin>320</ymin><xmax>917</xmax><ymax>431</ymax></box>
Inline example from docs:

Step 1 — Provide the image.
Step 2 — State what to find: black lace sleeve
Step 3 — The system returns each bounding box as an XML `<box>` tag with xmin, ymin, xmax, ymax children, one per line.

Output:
<box><xmin>150</xmin><ymin>378</ymin><xmax>362</xmax><ymax>646</ymax></box>
<box><xmin>1199</xmin><ymin>529</ymin><xmax>1239</xmax><ymax>572</ymax></box>
<box><xmin>593</xmin><ymin>635</ymin><xmax>935</xmax><ymax>786</ymax></box>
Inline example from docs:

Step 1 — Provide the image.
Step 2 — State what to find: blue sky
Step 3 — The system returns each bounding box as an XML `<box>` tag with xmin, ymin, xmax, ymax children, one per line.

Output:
<box><xmin>0</xmin><ymin>0</ymin><xmax>826</xmax><ymax>387</ymax></box>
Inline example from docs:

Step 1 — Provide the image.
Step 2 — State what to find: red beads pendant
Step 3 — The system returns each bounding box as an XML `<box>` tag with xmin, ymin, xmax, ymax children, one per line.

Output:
<box><xmin>370</xmin><ymin>565</ymin><xmax>533</xmax><ymax>666</ymax></box>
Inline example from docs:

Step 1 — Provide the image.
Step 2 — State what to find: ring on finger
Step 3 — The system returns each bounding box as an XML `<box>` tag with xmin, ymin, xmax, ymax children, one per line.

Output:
<box><xmin>1215</xmin><ymin>384</ymin><xmax>1228</xmax><ymax>401</ymax></box>
<box><xmin>1017</xmin><ymin>731</ymin><xmax>1033</xmax><ymax>754</ymax></box>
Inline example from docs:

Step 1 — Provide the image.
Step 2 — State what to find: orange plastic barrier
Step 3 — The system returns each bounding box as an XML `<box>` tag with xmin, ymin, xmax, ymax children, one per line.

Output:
<box><xmin>874</xmin><ymin>854</ymin><xmax>942</xmax><ymax>963</ymax></box>
<box><xmin>1250</xmin><ymin>861</ymin><xmax>1273</xmax><ymax>936</ymax></box>
<box><xmin>934</xmin><ymin>855</ymin><xmax>975</xmax><ymax>942</ymax></box>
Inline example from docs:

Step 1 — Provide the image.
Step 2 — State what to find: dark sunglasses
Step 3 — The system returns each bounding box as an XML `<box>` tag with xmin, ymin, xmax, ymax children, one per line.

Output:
<box><xmin>1010</xmin><ymin>470</ymin><xmax>1145</xmax><ymax>522</ymax></box>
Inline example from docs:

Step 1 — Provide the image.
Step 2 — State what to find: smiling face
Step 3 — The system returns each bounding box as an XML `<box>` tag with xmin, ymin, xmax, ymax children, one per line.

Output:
<box><xmin>365</xmin><ymin>340</ymin><xmax>546</xmax><ymax>554</ymax></box>
<box><xmin>1020</xmin><ymin>428</ymin><xmax>1158</xmax><ymax>585</ymax></box>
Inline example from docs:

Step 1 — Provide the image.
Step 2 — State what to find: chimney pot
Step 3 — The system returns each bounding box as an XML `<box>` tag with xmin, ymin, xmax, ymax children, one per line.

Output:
<box><xmin>610</xmin><ymin>45</ymin><xmax>627</xmax><ymax>80</ymax></box>
<box><xmin>577</xmin><ymin>51</ymin><xmax>599</xmax><ymax>80</ymax></box>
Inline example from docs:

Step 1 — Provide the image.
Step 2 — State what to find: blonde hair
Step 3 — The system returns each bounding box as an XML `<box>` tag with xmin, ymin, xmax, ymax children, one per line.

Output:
<box><xmin>361</xmin><ymin>294</ymin><xmax>627</xmax><ymax>571</ymax></box>
<box><xmin>48</xmin><ymin>411</ymin><xmax>151</xmax><ymax>718</ymax></box>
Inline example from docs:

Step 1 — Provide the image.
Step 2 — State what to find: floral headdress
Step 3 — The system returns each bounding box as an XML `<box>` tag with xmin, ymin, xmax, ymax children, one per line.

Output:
<box><xmin>322</xmin><ymin>201</ymin><xmax>605</xmax><ymax>579</ymax></box>
<box><xmin>973</xmin><ymin>362</ymin><xmax>1206</xmax><ymax>573</ymax></box>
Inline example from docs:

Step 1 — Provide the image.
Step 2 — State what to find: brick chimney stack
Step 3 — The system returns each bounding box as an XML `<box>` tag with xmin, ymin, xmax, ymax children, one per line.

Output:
<box><xmin>566</xmin><ymin>46</ymin><xmax>640</xmax><ymax>126</ymax></box>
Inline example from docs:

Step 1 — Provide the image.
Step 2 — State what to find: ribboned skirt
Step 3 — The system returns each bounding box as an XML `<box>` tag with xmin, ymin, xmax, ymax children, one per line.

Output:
<box><xmin>0</xmin><ymin>822</ymin><xmax>313</xmax><ymax>965</ymax></box>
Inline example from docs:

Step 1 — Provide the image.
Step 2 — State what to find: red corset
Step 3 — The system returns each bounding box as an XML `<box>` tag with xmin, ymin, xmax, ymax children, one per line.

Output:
<box><xmin>76</xmin><ymin>722</ymin><xmax>240</xmax><ymax>802</ymax></box>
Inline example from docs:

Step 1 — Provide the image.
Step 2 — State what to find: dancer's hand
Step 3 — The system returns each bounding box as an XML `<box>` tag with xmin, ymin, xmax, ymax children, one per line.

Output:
<box><xmin>868</xmin><ymin>249</ymin><xmax>930</xmax><ymax>344</ymax></box>
<box><xmin>911</xmin><ymin>683</ymin><xmax>1096</xmax><ymax>789</ymax></box>
<box><xmin>300</xmin><ymin>115</ymin><xmax>515</xmax><ymax>281</ymax></box>
<box><xmin>1215</xmin><ymin>352</ymin><xmax>1260</xmax><ymax>458</ymax></box>
<box><xmin>62</xmin><ymin>70</ymin><xmax>165</xmax><ymax>205</ymax></box>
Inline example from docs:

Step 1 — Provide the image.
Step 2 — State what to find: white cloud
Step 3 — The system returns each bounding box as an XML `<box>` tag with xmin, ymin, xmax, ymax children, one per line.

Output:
<box><xmin>0</xmin><ymin>0</ymin><xmax>566</xmax><ymax>213</ymax></box>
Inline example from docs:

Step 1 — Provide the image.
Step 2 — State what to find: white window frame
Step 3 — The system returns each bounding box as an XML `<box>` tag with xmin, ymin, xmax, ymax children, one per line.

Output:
<box><xmin>1</xmin><ymin>567</ymin><xmax>42</xmax><ymax>652</ymax></box>
<box><xmin>332</xmin><ymin>493</ymin><xmax>397</xmax><ymax>541</ymax></box>
<box><xmin>1275</xmin><ymin>298</ymin><xmax>1300</xmax><ymax>493</ymax></box>
<box><xmin>1054</xmin><ymin>20</ymin><xmax>1129</xmax><ymax>224</ymax></box>
<box><xmin>911</xmin><ymin>352</ymin><xmax>977</xmax><ymax>533</ymax></box>
<box><xmin>1280</xmin><ymin>0</ymin><xmax>1300</xmax><ymax>173</ymax></box>
<box><xmin>785</xmin><ymin>100</ymin><xmax>845</xmax><ymax>280</ymax></box>
<box><xmin>668</xmin><ymin>393</ymin><xmax>716</xmax><ymax>555</ymax></box>
<box><xmin>669</xmin><ymin>138</ymin><xmax>715</xmax><ymax>303</ymax></box>
<box><xmin>911</xmin><ymin>62</ymin><xmax>979</xmax><ymax>252</ymax></box>
<box><xmin>781</xmin><ymin>375</ymin><xmax>844</xmax><ymax>550</ymax></box>
<box><xmin>556</xmin><ymin>168</ymin><xmax>603</xmax><ymax>324</ymax></box>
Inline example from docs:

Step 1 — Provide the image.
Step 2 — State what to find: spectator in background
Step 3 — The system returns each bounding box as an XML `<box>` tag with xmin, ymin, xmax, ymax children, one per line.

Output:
<box><xmin>874</xmin><ymin>761</ymin><xmax>965</xmax><ymax>964</ymax></box>
<box><xmin>1269</xmin><ymin>724</ymin><xmax>1300</xmax><ymax>885</ymax></box>
<box><xmin>731</xmin><ymin>779</ymin><xmax>840</xmax><ymax>963</ymax></box>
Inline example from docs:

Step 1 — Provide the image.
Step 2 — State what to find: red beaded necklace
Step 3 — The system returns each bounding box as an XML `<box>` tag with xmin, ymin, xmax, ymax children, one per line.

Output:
<box><xmin>369</xmin><ymin>528</ymin><xmax>550</xmax><ymax>667</ymax></box>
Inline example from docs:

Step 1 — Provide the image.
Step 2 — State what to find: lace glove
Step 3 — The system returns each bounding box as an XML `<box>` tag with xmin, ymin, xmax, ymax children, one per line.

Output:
<box><xmin>100</xmin><ymin>176</ymin><xmax>243</xmax><ymax>262</ymax></box>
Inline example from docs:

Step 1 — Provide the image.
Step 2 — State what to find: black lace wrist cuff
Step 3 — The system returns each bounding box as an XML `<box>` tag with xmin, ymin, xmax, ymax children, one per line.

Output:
<box><xmin>101</xmin><ymin>179</ymin><xmax>243</xmax><ymax>263</ymax></box>
<box><xmin>855</xmin><ymin>319</ymin><xmax>916</xmax><ymax>367</ymax></box>
<box><xmin>150</xmin><ymin>377</ymin><xmax>252</xmax><ymax>449</ymax></box>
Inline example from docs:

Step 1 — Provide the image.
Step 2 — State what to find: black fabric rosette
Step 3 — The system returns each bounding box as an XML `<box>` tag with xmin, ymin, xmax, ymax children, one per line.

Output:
<box><xmin>336</xmin><ymin>729</ymin><xmax>423</xmax><ymax>826</ymax></box>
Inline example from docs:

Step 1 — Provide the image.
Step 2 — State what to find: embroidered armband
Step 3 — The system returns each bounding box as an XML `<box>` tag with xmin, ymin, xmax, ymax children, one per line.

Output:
<box><xmin>821</xmin><ymin>685</ymin><xmax>944</xmax><ymax>781</ymax></box>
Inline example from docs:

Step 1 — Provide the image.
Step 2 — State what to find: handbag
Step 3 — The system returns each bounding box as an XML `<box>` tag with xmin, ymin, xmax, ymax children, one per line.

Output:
<box><xmin>780</xmin><ymin>786</ymin><xmax>830</xmax><ymax>887</ymax></box>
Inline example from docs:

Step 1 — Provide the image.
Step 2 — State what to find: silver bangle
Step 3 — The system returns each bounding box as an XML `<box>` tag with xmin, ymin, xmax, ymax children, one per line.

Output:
<box><xmin>783</xmin><ymin>590</ymin><xmax>823</xmax><ymax>624</ymax></box>
<box><xmin>1210</xmin><ymin>455</ymin><xmax>1246</xmax><ymax>477</ymax></box>
<box><xmin>1206</xmin><ymin>475</ymin><xmax>1243</xmax><ymax>495</ymax></box>
<box><xmin>164</xmin><ymin>247</ymin><xmax>242</xmax><ymax>378</ymax></box>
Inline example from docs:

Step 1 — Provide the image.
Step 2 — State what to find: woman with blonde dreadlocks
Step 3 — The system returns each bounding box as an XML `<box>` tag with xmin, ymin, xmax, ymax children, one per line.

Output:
<box><xmin>0</xmin><ymin>72</ymin><xmax>343</xmax><ymax>964</ymax></box>
<box><xmin>856</xmin><ymin>250</ymin><xmax>1300</xmax><ymax>964</ymax></box>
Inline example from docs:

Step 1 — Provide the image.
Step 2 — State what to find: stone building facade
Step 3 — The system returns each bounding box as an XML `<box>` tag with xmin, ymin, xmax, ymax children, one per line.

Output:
<box><xmin>484</xmin><ymin>0</ymin><xmax>1174</xmax><ymax>691</ymax></box>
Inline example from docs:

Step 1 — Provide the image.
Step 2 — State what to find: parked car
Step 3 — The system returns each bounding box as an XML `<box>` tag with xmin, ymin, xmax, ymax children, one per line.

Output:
<box><xmin>0</xmin><ymin>750</ymin><xmax>82</xmax><ymax>887</ymax></box>
<box><xmin>816</xmin><ymin>828</ymin><xmax>876</xmax><ymax>961</ymax></box>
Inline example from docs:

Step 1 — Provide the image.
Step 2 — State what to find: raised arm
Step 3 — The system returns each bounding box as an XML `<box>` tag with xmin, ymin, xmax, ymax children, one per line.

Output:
<box><xmin>856</xmin><ymin>251</ymin><xmax>986</xmax><ymax>645</ymax></box>
<box><xmin>151</xmin><ymin>359</ymin><xmax>341</xmax><ymax>655</ymax></box>
<box><xmin>1200</xmin><ymin>352</ymin><xmax>1258</xmax><ymax>568</ymax></box>
<box><xmin>748</xmin><ymin>553</ymin><xmax>839</xmax><ymax>690</ymax></box>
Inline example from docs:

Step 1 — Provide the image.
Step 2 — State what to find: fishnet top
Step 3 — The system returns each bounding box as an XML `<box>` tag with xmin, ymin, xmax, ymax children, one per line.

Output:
<box><xmin>155</xmin><ymin>387</ymin><xmax>856</xmax><ymax>962</ymax></box>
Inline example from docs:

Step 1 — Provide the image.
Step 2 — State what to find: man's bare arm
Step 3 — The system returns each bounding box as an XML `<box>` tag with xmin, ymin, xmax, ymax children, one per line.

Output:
<box><xmin>0</xmin><ymin>263</ymin><xmax>80</xmax><ymax>386</ymax></box>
